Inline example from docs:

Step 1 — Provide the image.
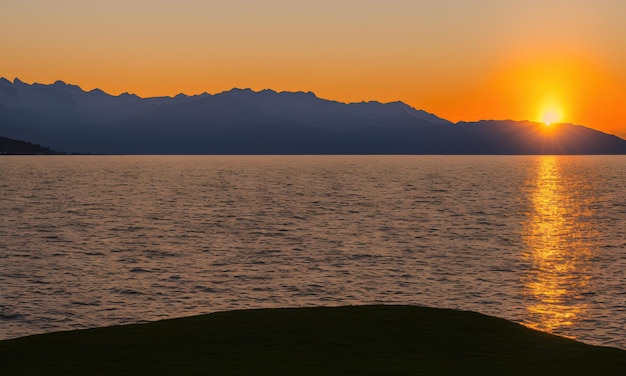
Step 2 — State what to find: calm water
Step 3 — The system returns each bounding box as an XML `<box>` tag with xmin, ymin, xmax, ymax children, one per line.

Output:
<box><xmin>1</xmin><ymin>156</ymin><xmax>625</xmax><ymax>348</ymax></box>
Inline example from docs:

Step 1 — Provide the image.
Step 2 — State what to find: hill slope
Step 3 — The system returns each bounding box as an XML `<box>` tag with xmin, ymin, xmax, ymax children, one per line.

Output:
<box><xmin>1</xmin><ymin>305</ymin><xmax>625</xmax><ymax>375</ymax></box>
<box><xmin>0</xmin><ymin>136</ymin><xmax>64</xmax><ymax>155</ymax></box>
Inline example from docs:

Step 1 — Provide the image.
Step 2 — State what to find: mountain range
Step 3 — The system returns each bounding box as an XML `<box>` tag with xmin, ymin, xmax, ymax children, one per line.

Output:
<box><xmin>1</xmin><ymin>77</ymin><xmax>625</xmax><ymax>154</ymax></box>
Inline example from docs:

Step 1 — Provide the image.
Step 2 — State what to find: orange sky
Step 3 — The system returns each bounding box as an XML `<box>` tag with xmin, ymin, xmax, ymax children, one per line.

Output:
<box><xmin>2</xmin><ymin>0</ymin><xmax>625</xmax><ymax>137</ymax></box>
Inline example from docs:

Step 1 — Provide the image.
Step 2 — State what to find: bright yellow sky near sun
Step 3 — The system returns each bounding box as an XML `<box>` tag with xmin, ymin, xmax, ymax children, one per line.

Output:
<box><xmin>1</xmin><ymin>0</ymin><xmax>625</xmax><ymax>137</ymax></box>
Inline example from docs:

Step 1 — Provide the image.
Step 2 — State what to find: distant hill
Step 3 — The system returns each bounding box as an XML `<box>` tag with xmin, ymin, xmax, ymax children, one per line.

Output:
<box><xmin>0</xmin><ymin>136</ymin><xmax>64</xmax><ymax>155</ymax></box>
<box><xmin>1</xmin><ymin>77</ymin><xmax>625</xmax><ymax>154</ymax></box>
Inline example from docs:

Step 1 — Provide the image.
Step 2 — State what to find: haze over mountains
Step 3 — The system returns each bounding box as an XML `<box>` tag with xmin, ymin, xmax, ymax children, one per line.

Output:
<box><xmin>1</xmin><ymin>77</ymin><xmax>625</xmax><ymax>154</ymax></box>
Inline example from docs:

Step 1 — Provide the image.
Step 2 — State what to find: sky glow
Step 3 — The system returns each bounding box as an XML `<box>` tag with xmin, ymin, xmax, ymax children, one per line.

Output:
<box><xmin>1</xmin><ymin>0</ymin><xmax>625</xmax><ymax>137</ymax></box>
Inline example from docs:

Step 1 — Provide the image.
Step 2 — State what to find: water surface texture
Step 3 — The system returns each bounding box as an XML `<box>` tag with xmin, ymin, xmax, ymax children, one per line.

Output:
<box><xmin>1</xmin><ymin>156</ymin><xmax>625</xmax><ymax>348</ymax></box>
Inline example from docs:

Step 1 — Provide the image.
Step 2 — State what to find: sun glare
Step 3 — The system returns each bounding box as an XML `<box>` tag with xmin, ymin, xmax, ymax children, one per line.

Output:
<box><xmin>538</xmin><ymin>100</ymin><xmax>563</xmax><ymax>126</ymax></box>
<box><xmin>542</xmin><ymin>110</ymin><xmax>560</xmax><ymax>126</ymax></box>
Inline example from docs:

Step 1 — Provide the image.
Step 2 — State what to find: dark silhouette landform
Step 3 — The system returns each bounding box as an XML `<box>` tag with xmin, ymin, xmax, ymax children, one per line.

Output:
<box><xmin>0</xmin><ymin>136</ymin><xmax>65</xmax><ymax>155</ymax></box>
<box><xmin>1</xmin><ymin>305</ymin><xmax>625</xmax><ymax>375</ymax></box>
<box><xmin>2</xmin><ymin>77</ymin><xmax>626</xmax><ymax>154</ymax></box>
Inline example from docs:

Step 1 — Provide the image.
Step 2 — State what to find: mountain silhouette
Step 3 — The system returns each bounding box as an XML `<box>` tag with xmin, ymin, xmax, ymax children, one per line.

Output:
<box><xmin>1</xmin><ymin>78</ymin><xmax>625</xmax><ymax>154</ymax></box>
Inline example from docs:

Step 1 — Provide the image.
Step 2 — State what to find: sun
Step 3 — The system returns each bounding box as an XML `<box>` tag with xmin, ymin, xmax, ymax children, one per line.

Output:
<box><xmin>537</xmin><ymin>95</ymin><xmax>565</xmax><ymax>126</ymax></box>
<box><xmin>542</xmin><ymin>110</ymin><xmax>560</xmax><ymax>126</ymax></box>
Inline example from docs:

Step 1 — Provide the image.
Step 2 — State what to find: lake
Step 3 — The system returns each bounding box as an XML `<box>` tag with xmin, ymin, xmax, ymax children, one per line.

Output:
<box><xmin>1</xmin><ymin>155</ymin><xmax>625</xmax><ymax>348</ymax></box>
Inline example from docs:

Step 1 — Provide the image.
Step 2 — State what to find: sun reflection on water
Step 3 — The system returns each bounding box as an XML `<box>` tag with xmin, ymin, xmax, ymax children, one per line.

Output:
<box><xmin>522</xmin><ymin>156</ymin><xmax>596</xmax><ymax>336</ymax></box>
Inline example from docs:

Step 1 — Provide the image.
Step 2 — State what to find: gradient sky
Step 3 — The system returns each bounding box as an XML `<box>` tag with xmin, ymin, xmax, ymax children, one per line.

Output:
<box><xmin>2</xmin><ymin>0</ymin><xmax>625</xmax><ymax>137</ymax></box>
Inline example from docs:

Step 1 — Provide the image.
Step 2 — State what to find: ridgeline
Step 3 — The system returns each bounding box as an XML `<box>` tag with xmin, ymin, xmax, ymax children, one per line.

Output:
<box><xmin>2</xmin><ymin>78</ymin><xmax>626</xmax><ymax>154</ymax></box>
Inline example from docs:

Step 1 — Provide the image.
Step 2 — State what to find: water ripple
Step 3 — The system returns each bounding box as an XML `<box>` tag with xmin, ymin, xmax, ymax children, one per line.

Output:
<box><xmin>1</xmin><ymin>155</ymin><xmax>625</xmax><ymax>349</ymax></box>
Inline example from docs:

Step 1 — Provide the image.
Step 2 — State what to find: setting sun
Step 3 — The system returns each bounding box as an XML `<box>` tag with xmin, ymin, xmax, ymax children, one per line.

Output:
<box><xmin>537</xmin><ymin>96</ymin><xmax>564</xmax><ymax>126</ymax></box>
<box><xmin>542</xmin><ymin>109</ymin><xmax>561</xmax><ymax>126</ymax></box>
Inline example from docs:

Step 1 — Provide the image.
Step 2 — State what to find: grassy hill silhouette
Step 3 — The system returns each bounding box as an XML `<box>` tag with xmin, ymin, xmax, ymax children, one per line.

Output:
<box><xmin>2</xmin><ymin>305</ymin><xmax>625</xmax><ymax>375</ymax></box>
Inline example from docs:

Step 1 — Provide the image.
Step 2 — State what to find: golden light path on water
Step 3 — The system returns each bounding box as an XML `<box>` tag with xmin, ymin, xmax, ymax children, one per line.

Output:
<box><xmin>522</xmin><ymin>156</ymin><xmax>597</xmax><ymax>336</ymax></box>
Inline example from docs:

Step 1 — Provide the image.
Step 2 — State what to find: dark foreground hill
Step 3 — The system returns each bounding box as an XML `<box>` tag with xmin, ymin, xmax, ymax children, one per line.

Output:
<box><xmin>1</xmin><ymin>305</ymin><xmax>625</xmax><ymax>375</ymax></box>
<box><xmin>2</xmin><ymin>77</ymin><xmax>626</xmax><ymax>154</ymax></box>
